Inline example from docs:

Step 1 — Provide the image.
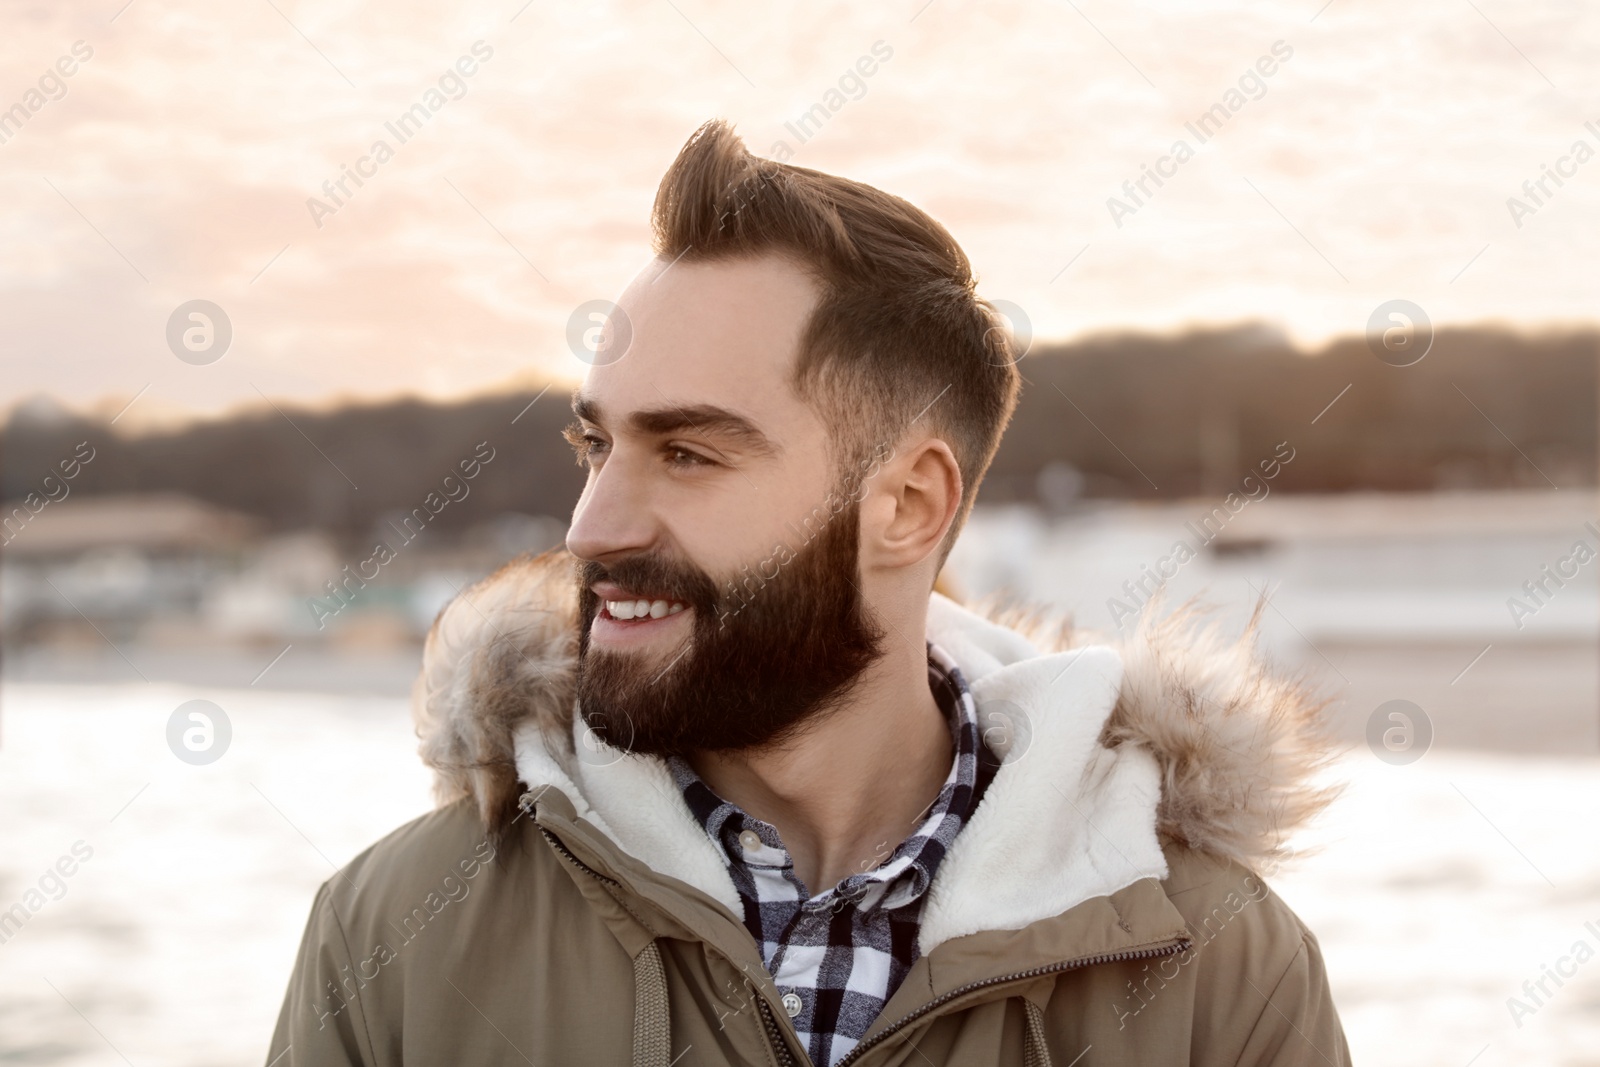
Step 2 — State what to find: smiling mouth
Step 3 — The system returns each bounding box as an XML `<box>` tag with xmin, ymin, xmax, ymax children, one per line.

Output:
<box><xmin>601</xmin><ymin>597</ymin><xmax>690</xmax><ymax>621</ymax></box>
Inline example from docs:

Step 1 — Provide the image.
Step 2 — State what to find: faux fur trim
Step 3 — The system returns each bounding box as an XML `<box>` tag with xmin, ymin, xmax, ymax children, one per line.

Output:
<box><xmin>979</xmin><ymin>594</ymin><xmax>1341</xmax><ymax>872</ymax></box>
<box><xmin>412</xmin><ymin>550</ymin><xmax>578</xmax><ymax>834</ymax></box>
<box><xmin>412</xmin><ymin>549</ymin><xmax>1339</xmax><ymax>936</ymax></box>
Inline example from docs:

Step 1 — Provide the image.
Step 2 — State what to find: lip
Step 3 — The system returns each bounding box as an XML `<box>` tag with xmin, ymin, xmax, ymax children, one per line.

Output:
<box><xmin>591</xmin><ymin>580</ymin><xmax>652</xmax><ymax>601</ymax></box>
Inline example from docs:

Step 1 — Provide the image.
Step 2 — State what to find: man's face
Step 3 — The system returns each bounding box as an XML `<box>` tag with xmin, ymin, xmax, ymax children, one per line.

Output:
<box><xmin>565</xmin><ymin>254</ymin><xmax>885</xmax><ymax>756</ymax></box>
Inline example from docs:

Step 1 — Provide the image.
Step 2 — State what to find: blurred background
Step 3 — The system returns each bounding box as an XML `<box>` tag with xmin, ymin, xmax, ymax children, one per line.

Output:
<box><xmin>3</xmin><ymin>1</ymin><xmax>1598</xmax><ymax>1064</ymax></box>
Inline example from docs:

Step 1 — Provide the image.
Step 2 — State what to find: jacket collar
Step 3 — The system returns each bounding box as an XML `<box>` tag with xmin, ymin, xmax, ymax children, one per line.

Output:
<box><xmin>509</xmin><ymin>594</ymin><xmax>1168</xmax><ymax>956</ymax></box>
<box><xmin>414</xmin><ymin>549</ymin><xmax>1338</xmax><ymax>952</ymax></box>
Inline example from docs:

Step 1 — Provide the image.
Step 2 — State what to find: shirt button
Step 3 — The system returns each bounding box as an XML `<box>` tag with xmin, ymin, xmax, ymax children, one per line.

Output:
<box><xmin>738</xmin><ymin>829</ymin><xmax>763</xmax><ymax>853</ymax></box>
<box><xmin>781</xmin><ymin>992</ymin><xmax>803</xmax><ymax>1018</ymax></box>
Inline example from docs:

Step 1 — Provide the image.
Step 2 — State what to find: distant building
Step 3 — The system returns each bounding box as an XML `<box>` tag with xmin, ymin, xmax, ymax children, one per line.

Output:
<box><xmin>1</xmin><ymin>493</ymin><xmax>262</xmax><ymax>640</ymax></box>
<box><xmin>1</xmin><ymin>492</ymin><xmax>260</xmax><ymax>559</ymax></box>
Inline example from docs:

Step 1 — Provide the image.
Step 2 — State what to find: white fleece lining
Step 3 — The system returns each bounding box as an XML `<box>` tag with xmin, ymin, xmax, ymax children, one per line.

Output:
<box><xmin>513</xmin><ymin>713</ymin><xmax>745</xmax><ymax>914</ymax></box>
<box><xmin>511</xmin><ymin>595</ymin><xmax>1167</xmax><ymax>948</ymax></box>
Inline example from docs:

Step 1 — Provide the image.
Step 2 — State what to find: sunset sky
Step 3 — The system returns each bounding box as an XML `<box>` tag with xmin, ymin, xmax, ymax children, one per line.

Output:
<box><xmin>3</xmin><ymin>0</ymin><xmax>1596</xmax><ymax>426</ymax></box>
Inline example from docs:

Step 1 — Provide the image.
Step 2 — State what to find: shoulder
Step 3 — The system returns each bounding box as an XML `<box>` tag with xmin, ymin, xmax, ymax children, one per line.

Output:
<box><xmin>270</xmin><ymin>801</ymin><xmax>632</xmax><ymax>1061</ymax></box>
<box><xmin>1159</xmin><ymin>843</ymin><xmax>1312</xmax><ymax>953</ymax></box>
<box><xmin>1157</xmin><ymin>843</ymin><xmax>1350</xmax><ymax>1065</ymax></box>
<box><xmin>313</xmin><ymin>798</ymin><xmax>564</xmax><ymax>935</ymax></box>
<box><xmin>336</xmin><ymin>799</ymin><xmax>505</xmax><ymax>902</ymax></box>
<box><xmin>1158</xmin><ymin>842</ymin><xmax>1328</xmax><ymax>992</ymax></box>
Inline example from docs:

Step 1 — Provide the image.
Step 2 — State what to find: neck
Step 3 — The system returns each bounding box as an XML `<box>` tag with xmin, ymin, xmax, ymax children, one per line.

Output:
<box><xmin>687</xmin><ymin>607</ymin><xmax>952</xmax><ymax>895</ymax></box>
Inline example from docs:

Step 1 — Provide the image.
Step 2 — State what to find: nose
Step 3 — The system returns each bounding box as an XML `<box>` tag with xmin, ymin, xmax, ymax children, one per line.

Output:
<box><xmin>565</xmin><ymin>457</ymin><xmax>658</xmax><ymax>564</ymax></box>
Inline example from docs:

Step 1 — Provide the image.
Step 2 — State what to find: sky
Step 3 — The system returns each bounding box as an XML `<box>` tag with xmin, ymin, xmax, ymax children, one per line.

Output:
<box><xmin>2</xmin><ymin>0</ymin><xmax>1597</xmax><ymax>426</ymax></box>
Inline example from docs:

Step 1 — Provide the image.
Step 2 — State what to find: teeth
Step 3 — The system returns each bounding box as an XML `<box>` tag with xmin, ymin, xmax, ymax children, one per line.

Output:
<box><xmin>605</xmin><ymin>598</ymin><xmax>688</xmax><ymax>620</ymax></box>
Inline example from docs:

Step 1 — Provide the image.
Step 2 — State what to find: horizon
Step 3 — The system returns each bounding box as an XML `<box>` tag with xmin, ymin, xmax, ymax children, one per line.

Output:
<box><xmin>7</xmin><ymin>318</ymin><xmax>1596</xmax><ymax>433</ymax></box>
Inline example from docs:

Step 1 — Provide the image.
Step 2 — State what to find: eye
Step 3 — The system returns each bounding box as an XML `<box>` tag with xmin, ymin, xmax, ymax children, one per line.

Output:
<box><xmin>563</xmin><ymin>423</ymin><xmax>609</xmax><ymax>467</ymax></box>
<box><xmin>666</xmin><ymin>444</ymin><xmax>714</xmax><ymax>469</ymax></box>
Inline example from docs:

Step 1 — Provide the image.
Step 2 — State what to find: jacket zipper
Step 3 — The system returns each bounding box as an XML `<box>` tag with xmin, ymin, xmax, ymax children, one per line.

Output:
<box><xmin>536</xmin><ymin>821</ymin><xmax>805</xmax><ymax>1067</ymax></box>
<box><xmin>536</xmin><ymin>815</ymin><xmax>1185</xmax><ymax>1067</ymax></box>
<box><xmin>537</xmin><ymin>824</ymin><xmax>623</xmax><ymax>887</ymax></box>
<box><xmin>831</xmin><ymin>938</ymin><xmax>1192</xmax><ymax>1067</ymax></box>
<box><xmin>755</xmin><ymin>992</ymin><xmax>800</xmax><ymax>1067</ymax></box>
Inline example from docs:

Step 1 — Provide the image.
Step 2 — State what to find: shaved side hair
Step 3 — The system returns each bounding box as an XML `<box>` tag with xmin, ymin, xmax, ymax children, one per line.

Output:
<box><xmin>650</xmin><ymin>120</ymin><xmax>1022</xmax><ymax>565</ymax></box>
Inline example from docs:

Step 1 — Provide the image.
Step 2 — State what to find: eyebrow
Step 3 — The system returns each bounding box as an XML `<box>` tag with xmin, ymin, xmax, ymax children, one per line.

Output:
<box><xmin>571</xmin><ymin>393</ymin><xmax>779</xmax><ymax>458</ymax></box>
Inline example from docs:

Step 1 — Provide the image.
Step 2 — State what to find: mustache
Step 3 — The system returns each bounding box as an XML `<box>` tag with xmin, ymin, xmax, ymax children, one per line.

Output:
<box><xmin>576</xmin><ymin>554</ymin><xmax>719</xmax><ymax>611</ymax></box>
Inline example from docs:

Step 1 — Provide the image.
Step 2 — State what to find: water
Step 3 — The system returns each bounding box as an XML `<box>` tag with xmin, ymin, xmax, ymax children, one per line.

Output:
<box><xmin>3</xmin><ymin>680</ymin><xmax>1597</xmax><ymax>1065</ymax></box>
<box><xmin>0</xmin><ymin>682</ymin><xmax>432</xmax><ymax>1067</ymax></box>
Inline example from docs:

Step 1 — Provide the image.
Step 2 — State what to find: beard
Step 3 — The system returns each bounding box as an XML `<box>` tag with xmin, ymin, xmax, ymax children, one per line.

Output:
<box><xmin>573</xmin><ymin>502</ymin><xmax>886</xmax><ymax>758</ymax></box>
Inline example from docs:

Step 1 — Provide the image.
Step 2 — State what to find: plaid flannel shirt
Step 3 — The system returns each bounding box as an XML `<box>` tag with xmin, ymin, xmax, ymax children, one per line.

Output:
<box><xmin>668</xmin><ymin>643</ymin><xmax>997</xmax><ymax>1067</ymax></box>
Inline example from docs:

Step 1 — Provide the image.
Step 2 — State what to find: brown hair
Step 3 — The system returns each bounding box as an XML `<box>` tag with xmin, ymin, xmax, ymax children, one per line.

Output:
<box><xmin>650</xmin><ymin>119</ymin><xmax>1021</xmax><ymax>564</ymax></box>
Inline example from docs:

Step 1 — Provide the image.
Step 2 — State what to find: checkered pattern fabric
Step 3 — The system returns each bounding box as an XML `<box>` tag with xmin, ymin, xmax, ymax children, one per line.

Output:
<box><xmin>667</xmin><ymin>643</ymin><xmax>995</xmax><ymax>1067</ymax></box>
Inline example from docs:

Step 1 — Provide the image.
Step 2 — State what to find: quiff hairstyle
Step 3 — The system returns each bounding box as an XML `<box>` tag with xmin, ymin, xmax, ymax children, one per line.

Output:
<box><xmin>650</xmin><ymin>120</ymin><xmax>1022</xmax><ymax>565</ymax></box>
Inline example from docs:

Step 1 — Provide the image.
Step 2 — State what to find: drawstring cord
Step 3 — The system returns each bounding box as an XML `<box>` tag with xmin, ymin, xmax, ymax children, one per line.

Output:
<box><xmin>1023</xmin><ymin>999</ymin><xmax>1054</xmax><ymax>1067</ymax></box>
<box><xmin>633</xmin><ymin>940</ymin><xmax>672</xmax><ymax>1067</ymax></box>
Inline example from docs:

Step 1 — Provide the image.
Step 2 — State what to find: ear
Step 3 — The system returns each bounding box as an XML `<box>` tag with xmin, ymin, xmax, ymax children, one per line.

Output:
<box><xmin>859</xmin><ymin>437</ymin><xmax>963</xmax><ymax>572</ymax></box>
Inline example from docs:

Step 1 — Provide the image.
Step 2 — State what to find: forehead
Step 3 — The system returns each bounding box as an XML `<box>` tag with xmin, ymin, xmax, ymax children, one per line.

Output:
<box><xmin>577</xmin><ymin>254</ymin><xmax>819</xmax><ymax>425</ymax></box>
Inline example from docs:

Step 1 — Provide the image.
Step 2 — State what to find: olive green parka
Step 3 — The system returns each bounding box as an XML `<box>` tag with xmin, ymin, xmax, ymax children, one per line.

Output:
<box><xmin>268</xmin><ymin>550</ymin><xmax>1350</xmax><ymax>1066</ymax></box>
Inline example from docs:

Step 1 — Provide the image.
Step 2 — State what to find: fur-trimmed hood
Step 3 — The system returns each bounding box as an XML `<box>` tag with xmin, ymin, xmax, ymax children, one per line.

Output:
<box><xmin>412</xmin><ymin>548</ymin><xmax>1338</xmax><ymax>950</ymax></box>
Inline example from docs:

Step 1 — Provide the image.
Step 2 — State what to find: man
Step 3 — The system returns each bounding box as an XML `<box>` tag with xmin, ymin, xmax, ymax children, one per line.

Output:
<box><xmin>269</xmin><ymin>120</ymin><xmax>1350</xmax><ymax>1066</ymax></box>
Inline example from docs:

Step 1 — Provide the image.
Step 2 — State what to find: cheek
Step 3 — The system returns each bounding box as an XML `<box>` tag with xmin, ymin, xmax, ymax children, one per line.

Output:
<box><xmin>679</xmin><ymin>466</ymin><xmax>836</xmax><ymax>571</ymax></box>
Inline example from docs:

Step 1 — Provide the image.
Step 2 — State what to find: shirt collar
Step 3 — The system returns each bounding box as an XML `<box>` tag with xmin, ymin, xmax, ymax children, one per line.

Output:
<box><xmin>667</xmin><ymin>641</ymin><xmax>983</xmax><ymax>913</ymax></box>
